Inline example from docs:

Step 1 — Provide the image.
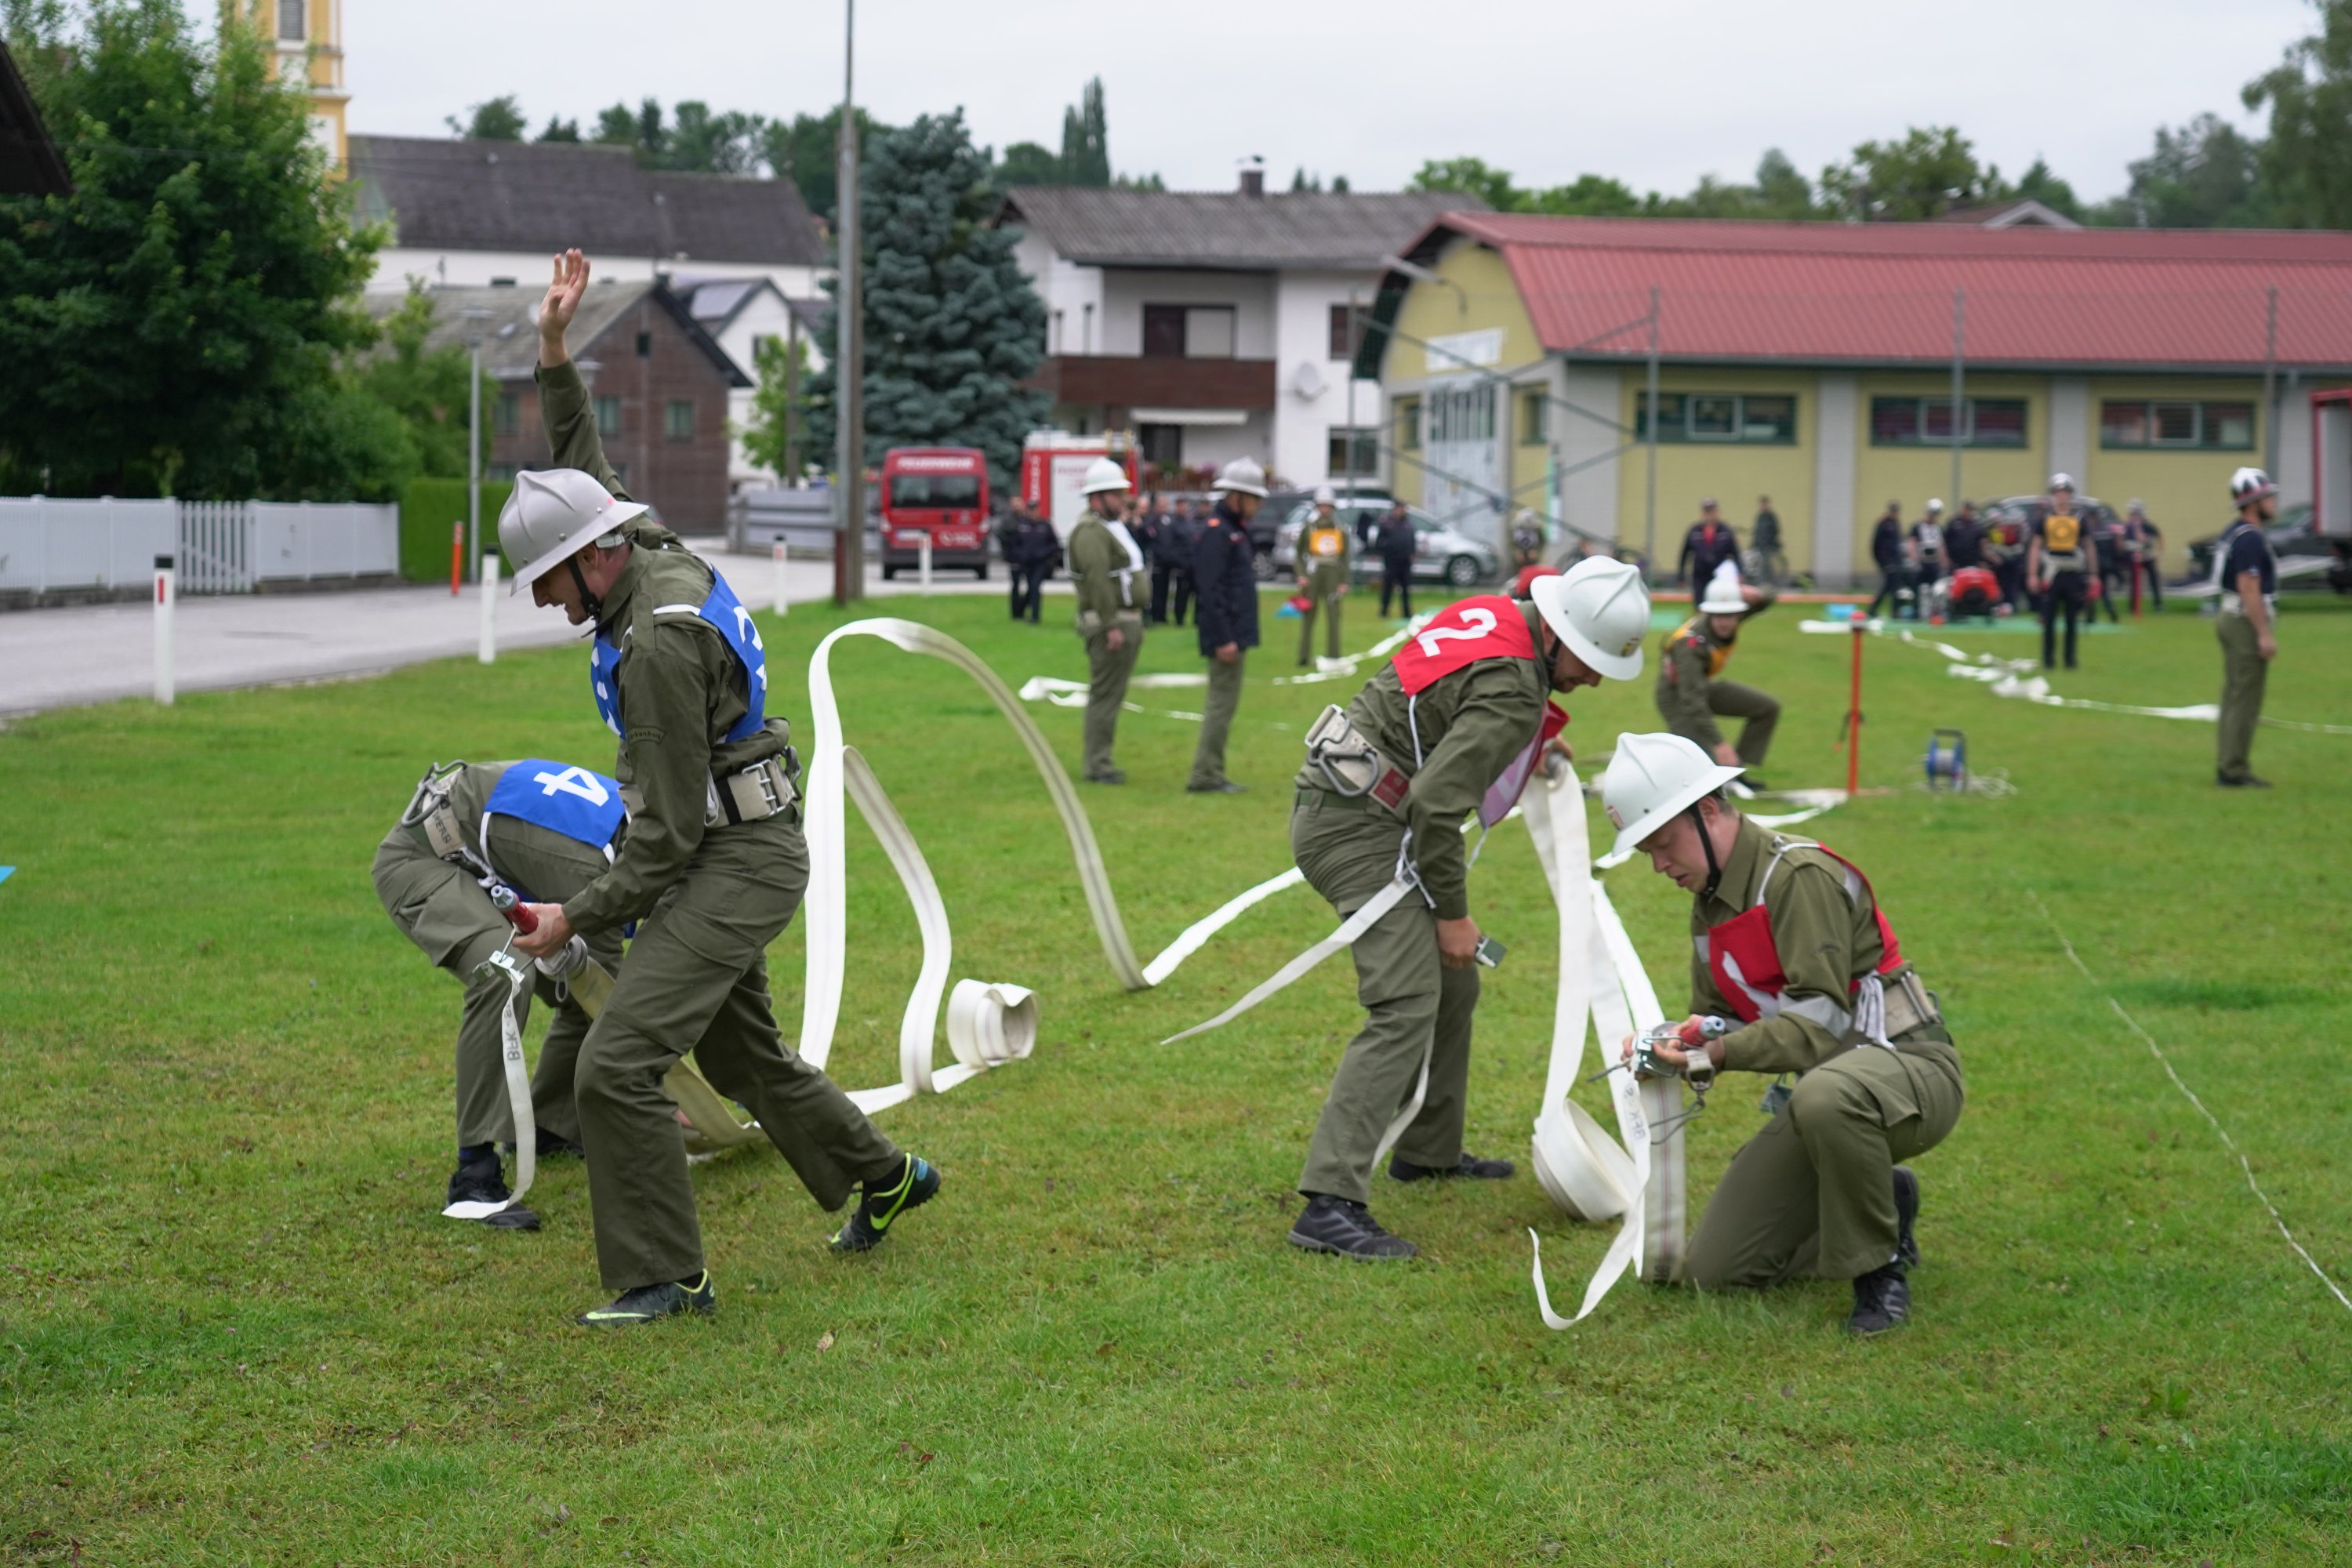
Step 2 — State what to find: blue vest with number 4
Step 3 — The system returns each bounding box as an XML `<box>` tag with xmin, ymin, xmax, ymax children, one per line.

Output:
<box><xmin>485</xmin><ymin>760</ymin><xmax>626</xmax><ymax>851</ymax></box>
<box><xmin>588</xmin><ymin>574</ymin><xmax>768</xmax><ymax>742</ymax></box>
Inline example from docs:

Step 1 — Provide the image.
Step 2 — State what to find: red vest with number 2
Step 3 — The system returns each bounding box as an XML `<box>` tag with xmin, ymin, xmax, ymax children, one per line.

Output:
<box><xmin>1388</xmin><ymin>595</ymin><xmax>1566</xmax><ymax>826</ymax></box>
<box><xmin>1708</xmin><ymin>840</ymin><xmax>1904</xmax><ymax>1024</ymax></box>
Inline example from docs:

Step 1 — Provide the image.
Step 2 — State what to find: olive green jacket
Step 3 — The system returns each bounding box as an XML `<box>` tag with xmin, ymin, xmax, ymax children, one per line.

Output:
<box><xmin>1066</xmin><ymin>510</ymin><xmax>1144</xmax><ymax>632</ymax></box>
<box><xmin>1688</xmin><ymin>815</ymin><xmax>1932</xmax><ymax>1076</ymax></box>
<box><xmin>1655</xmin><ymin>587</ymin><xmax>1777</xmax><ymax>747</ymax></box>
<box><xmin>538</xmin><ymin>358</ymin><xmax>791</xmax><ymax>938</ymax></box>
<box><xmin>1295</xmin><ymin>600</ymin><xmax>1551</xmax><ymax>920</ymax></box>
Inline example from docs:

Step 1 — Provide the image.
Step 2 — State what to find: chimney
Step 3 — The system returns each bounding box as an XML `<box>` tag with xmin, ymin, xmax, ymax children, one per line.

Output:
<box><xmin>1237</xmin><ymin>156</ymin><xmax>1265</xmax><ymax>199</ymax></box>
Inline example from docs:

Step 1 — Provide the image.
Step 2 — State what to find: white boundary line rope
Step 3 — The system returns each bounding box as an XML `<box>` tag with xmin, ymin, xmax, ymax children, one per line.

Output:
<box><xmin>2029</xmin><ymin>888</ymin><xmax>2351</xmax><ymax>1316</ymax></box>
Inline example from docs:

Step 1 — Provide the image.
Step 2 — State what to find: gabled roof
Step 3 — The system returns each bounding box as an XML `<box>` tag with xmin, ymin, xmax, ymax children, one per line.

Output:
<box><xmin>1375</xmin><ymin>212</ymin><xmax>2352</xmax><ymax>375</ymax></box>
<box><xmin>349</xmin><ymin>135</ymin><xmax>826</xmax><ymax>269</ymax></box>
<box><xmin>0</xmin><ymin>41</ymin><xmax>71</xmax><ymax>196</ymax></box>
<box><xmin>365</xmin><ymin>280</ymin><xmax>752</xmax><ymax>387</ymax></box>
<box><xmin>669</xmin><ymin>273</ymin><xmax>793</xmax><ymax>340</ymax></box>
<box><xmin>997</xmin><ymin>187</ymin><xmax>1478</xmax><ymax>271</ymax></box>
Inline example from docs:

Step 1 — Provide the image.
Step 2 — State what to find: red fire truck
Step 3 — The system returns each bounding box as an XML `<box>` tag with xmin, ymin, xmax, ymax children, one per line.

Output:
<box><xmin>1021</xmin><ymin>430</ymin><xmax>1138</xmax><ymax>543</ymax></box>
<box><xmin>880</xmin><ymin>447</ymin><xmax>991</xmax><ymax>579</ymax></box>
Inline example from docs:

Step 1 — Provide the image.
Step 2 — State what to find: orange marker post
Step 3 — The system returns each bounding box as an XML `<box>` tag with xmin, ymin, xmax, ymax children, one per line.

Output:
<box><xmin>451</xmin><ymin>521</ymin><xmax>464</xmax><ymax>596</ymax></box>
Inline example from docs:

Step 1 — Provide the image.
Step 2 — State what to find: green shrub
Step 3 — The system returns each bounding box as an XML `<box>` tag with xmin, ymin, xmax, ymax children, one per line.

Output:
<box><xmin>397</xmin><ymin>477</ymin><xmax>511</xmax><ymax>583</ymax></box>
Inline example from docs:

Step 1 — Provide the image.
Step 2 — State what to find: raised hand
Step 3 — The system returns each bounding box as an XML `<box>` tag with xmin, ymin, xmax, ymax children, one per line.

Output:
<box><xmin>538</xmin><ymin>249</ymin><xmax>592</xmax><ymax>365</ymax></box>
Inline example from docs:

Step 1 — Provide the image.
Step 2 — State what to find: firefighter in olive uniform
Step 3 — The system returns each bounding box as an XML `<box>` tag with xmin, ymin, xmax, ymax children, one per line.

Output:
<box><xmin>1295</xmin><ymin>485</ymin><xmax>1352</xmax><ymax>666</ymax></box>
<box><xmin>373</xmin><ymin>757</ymin><xmax>626</xmax><ymax>1229</ymax></box>
<box><xmin>1065</xmin><ymin>457</ymin><xmax>1148</xmax><ymax>784</ymax></box>
<box><xmin>2214</xmin><ymin>466</ymin><xmax>2283</xmax><ymax>788</ymax></box>
<box><xmin>1186</xmin><ymin>456</ymin><xmax>1267</xmax><ymax>794</ymax></box>
<box><xmin>1601</xmin><ymin>732</ymin><xmax>1964</xmax><ymax>1334</ymax></box>
<box><xmin>502</xmin><ymin>250</ymin><xmax>938</xmax><ymax>1326</ymax></box>
<box><xmin>1656</xmin><ymin>562</ymin><xmax>1780</xmax><ymax>786</ymax></box>
<box><xmin>1285</xmin><ymin>558</ymin><xmax>1653</xmax><ymax>1259</ymax></box>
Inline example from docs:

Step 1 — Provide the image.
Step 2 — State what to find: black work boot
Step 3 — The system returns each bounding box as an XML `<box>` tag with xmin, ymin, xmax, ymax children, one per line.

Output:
<box><xmin>1892</xmin><ymin>1165</ymin><xmax>1921</xmax><ymax>1269</ymax></box>
<box><xmin>830</xmin><ymin>1155</ymin><xmax>942</xmax><ymax>1254</ymax></box>
<box><xmin>1847</xmin><ymin>1264</ymin><xmax>1911</xmax><ymax>1335</ymax></box>
<box><xmin>446</xmin><ymin>1149</ymin><xmax>539</xmax><ymax>1231</ymax></box>
<box><xmin>499</xmin><ymin>1127</ymin><xmax>587</xmax><ymax>1160</ymax></box>
<box><xmin>1287</xmin><ymin>1195</ymin><xmax>1417</xmax><ymax>1260</ymax></box>
<box><xmin>577</xmin><ymin>1269</ymin><xmax>716</xmax><ymax>1327</ymax></box>
<box><xmin>1388</xmin><ymin>1152</ymin><xmax>1516</xmax><ymax>1182</ymax></box>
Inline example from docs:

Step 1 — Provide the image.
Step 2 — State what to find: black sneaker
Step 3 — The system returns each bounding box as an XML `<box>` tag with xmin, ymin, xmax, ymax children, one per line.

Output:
<box><xmin>1287</xmin><ymin>1195</ymin><xmax>1417</xmax><ymax>1260</ymax></box>
<box><xmin>1740</xmin><ymin>775</ymin><xmax>1769</xmax><ymax>793</ymax></box>
<box><xmin>577</xmin><ymin>1270</ymin><xmax>716</xmax><ymax>1327</ymax></box>
<box><xmin>1847</xmin><ymin>1264</ymin><xmax>1911</xmax><ymax>1335</ymax></box>
<box><xmin>500</xmin><ymin>1128</ymin><xmax>587</xmax><ymax>1160</ymax></box>
<box><xmin>830</xmin><ymin>1155</ymin><xmax>941</xmax><ymax>1253</ymax></box>
<box><xmin>447</xmin><ymin>1152</ymin><xmax>540</xmax><ymax>1231</ymax></box>
<box><xmin>1086</xmin><ymin>768</ymin><xmax>1128</xmax><ymax>786</ymax></box>
<box><xmin>2216</xmin><ymin>772</ymin><xmax>2274</xmax><ymax>789</ymax></box>
<box><xmin>1388</xmin><ymin>1152</ymin><xmax>1516</xmax><ymax>1182</ymax></box>
<box><xmin>1892</xmin><ymin>1165</ymin><xmax>1921</xmax><ymax>1269</ymax></box>
<box><xmin>1185</xmin><ymin>779</ymin><xmax>1247</xmax><ymax>794</ymax></box>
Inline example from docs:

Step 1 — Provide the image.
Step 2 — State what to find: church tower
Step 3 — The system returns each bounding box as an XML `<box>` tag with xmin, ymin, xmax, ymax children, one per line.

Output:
<box><xmin>226</xmin><ymin>1</ymin><xmax>347</xmax><ymax>167</ymax></box>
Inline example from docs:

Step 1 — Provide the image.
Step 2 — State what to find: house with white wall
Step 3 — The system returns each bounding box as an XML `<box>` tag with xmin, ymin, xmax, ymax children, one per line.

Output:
<box><xmin>348</xmin><ymin>135</ymin><xmax>829</xmax><ymax>486</ymax></box>
<box><xmin>996</xmin><ymin>169</ymin><xmax>1473</xmax><ymax>489</ymax></box>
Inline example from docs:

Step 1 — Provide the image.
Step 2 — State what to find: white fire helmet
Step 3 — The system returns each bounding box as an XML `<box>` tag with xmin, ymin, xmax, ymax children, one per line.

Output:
<box><xmin>1210</xmin><ymin>456</ymin><xmax>1269</xmax><ymax>497</ymax></box>
<box><xmin>1527</xmin><ymin>555</ymin><xmax>1650</xmax><ymax>681</ymax></box>
<box><xmin>1697</xmin><ymin>561</ymin><xmax>1747</xmax><ymax>615</ymax></box>
<box><xmin>2230</xmin><ymin>466</ymin><xmax>2277</xmax><ymax>505</ymax></box>
<box><xmin>1599</xmin><ymin>731</ymin><xmax>1745</xmax><ymax>862</ymax></box>
<box><xmin>499</xmin><ymin>468</ymin><xmax>648</xmax><ymax>593</ymax></box>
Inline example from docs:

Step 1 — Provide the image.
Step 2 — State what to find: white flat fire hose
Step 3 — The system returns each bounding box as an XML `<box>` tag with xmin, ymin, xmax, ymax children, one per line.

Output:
<box><xmin>441</xmin><ymin>947</ymin><xmax>538</xmax><ymax>1222</ymax></box>
<box><xmin>1519</xmin><ymin>762</ymin><xmax>1690</xmax><ymax>1323</ymax></box>
<box><xmin>797</xmin><ymin>619</ymin><xmax>1316</xmax><ymax>1114</ymax></box>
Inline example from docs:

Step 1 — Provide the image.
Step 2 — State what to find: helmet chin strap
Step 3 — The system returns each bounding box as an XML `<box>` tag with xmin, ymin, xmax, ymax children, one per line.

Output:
<box><xmin>1686</xmin><ymin>800</ymin><xmax>1725</xmax><ymax>901</ymax></box>
<box><xmin>566</xmin><ymin>552</ymin><xmax>606</xmax><ymax>632</ymax></box>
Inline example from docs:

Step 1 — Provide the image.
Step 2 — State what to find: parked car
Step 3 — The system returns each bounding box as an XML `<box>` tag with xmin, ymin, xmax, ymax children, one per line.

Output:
<box><xmin>2184</xmin><ymin>503</ymin><xmax>2351</xmax><ymax>592</ymax></box>
<box><xmin>1246</xmin><ymin>485</ymin><xmax>1393</xmax><ymax>579</ymax></box>
<box><xmin>1273</xmin><ymin>499</ymin><xmax>1498</xmax><ymax>588</ymax></box>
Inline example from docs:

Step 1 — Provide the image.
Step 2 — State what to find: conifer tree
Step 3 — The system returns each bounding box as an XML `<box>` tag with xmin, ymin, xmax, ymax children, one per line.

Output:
<box><xmin>800</xmin><ymin>112</ymin><xmax>1047</xmax><ymax>496</ymax></box>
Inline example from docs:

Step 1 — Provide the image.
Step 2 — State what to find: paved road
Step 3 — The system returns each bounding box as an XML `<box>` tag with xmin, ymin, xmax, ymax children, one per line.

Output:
<box><xmin>0</xmin><ymin>545</ymin><xmax>1036</xmax><ymax>718</ymax></box>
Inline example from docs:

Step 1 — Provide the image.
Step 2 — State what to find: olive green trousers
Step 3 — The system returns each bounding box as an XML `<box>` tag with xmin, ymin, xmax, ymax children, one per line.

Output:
<box><xmin>1290</xmin><ymin>790</ymin><xmax>1482</xmax><ymax>1204</ymax></box>
<box><xmin>1082</xmin><ymin>619</ymin><xmax>1142</xmax><ymax>779</ymax></box>
<box><xmin>2216</xmin><ymin>611</ymin><xmax>2268</xmax><ymax>782</ymax></box>
<box><xmin>1188</xmin><ymin>652</ymin><xmax>1248</xmax><ymax>789</ymax></box>
<box><xmin>1297</xmin><ymin>575</ymin><xmax>1345</xmax><ymax>664</ymax></box>
<box><xmin>1685</xmin><ymin>1034</ymin><xmax>1963</xmax><ymax>1287</ymax></box>
<box><xmin>1668</xmin><ymin>679</ymin><xmax>1780</xmax><ymax>769</ymax></box>
<box><xmin>575</xmin><ymin>812</ymin><xmax>902</xmax><ymax>1291</ymax></box>
<box><xmin>372</xmin><ymin>826</ymin><xmax>616</xmax><ymax>1149</ymax></box>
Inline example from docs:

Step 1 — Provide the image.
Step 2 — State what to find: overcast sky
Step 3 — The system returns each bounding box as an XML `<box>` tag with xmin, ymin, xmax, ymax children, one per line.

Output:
<box><xmin>346</xmin><ymin>0</ymin><xmax>2310</xmax><ymax>204</ymax></box>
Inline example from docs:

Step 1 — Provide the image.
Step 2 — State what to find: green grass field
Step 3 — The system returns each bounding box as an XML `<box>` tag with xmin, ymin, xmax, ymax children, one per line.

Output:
<box><xmin>3</xmin><ymin>587</ymin><xmax>2348</xmax><ymax>1566</ymax></box>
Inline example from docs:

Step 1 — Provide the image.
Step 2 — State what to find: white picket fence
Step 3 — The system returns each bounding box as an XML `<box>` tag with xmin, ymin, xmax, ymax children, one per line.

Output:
<box><xmin>0</xmin><ymin>497</ymin><xmax>398</xmax><ymax>595</ymax></box>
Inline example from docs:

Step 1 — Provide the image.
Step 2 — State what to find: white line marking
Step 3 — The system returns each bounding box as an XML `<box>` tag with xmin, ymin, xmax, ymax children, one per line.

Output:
<box><xmin>2029</xmin><ymin>889</ymin><xmax>2351</xmax><ymax>1315</ymax></box>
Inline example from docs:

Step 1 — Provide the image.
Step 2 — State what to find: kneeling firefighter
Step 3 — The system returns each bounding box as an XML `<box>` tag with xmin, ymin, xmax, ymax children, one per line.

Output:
<box><xmin>1287</xmin><ymin>557</ymin><xmax>1652</xmax><ymax>1259</ymax></box>
<box><xmin>499</xmin><ymin>249</ymin><xmax>940</xmax><ymax>1327</ymax></box>
<box><xmin>373</xmin><ymin>757</ymin><xmax>627</xmax><ymax>1229</ymax></box>
<box><xmin>1599</xmin><ymin>733</ymin><xmax>1964</xmax><ymax>1334</ymax></box>
<box><xmin>1655</xmin><ymin>561</ymin><xmax>1779</xmax><ymax>786</ymax></box>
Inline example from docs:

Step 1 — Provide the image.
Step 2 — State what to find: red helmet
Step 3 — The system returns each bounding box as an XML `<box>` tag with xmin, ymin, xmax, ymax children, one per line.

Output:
<box><xmin>1511</xmin><ymin>563</ymin><xmax>1562</xmax><ymax>600</ymax></box>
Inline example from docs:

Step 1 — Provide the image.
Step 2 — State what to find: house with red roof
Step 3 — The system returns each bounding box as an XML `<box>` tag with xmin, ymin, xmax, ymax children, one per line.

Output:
<box><xmin>1355</xmin><ymin>213</ymin><xmax>2352</xmax><ymax>583</ymax></box>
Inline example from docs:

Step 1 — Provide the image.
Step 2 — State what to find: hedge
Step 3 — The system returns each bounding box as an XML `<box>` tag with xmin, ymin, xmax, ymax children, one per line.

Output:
<box><xmin>398</xmin><ymin>476</ymin><xmax>514</xmax><ymax>583</ymax></box>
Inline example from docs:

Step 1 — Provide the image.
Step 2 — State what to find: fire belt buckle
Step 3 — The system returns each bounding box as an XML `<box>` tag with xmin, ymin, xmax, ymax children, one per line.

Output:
<box><xmin>742</xmin><ymin>760</ymin><xmax>786</xmax><ymax>815</ymax></box>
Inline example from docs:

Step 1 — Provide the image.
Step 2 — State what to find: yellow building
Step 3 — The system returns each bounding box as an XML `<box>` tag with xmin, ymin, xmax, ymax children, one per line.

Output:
<box><xmin>224</xmin><ymin>0</ymin><xmax>346</xmax><ymax>167</ymax></box>
<box><xmin>1359</xmin><ymin>214</ymin><xmax>2352</xmax><ymax>584</ymax></box>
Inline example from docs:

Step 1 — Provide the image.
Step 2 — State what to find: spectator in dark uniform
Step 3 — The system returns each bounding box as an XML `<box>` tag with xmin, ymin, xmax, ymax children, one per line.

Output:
<box><xmin>1188</xmin><ymin>459</ymin><xmax>1266</xmax><ymax>794</ymax></box>
<box><xmin>1751</xmin><ymin>495</ymin><xmax>1785</xmax><ymax>584</ymax></box>
<box><xmin>1003</xmin><ymin>497</ymin><xmax>1056</xmax><ymax>623</ymax></box>
<box><xmin>1374</xmin><ymin>501</ymin><xmax>1417</xmax><ymax>619</ymax></box>
<box><xmin>1153</xmin><ymin>498</ymin><xmax>1198</xmax><ymax>626</ymax></box>
<box><xmin>1676</xmin><ymin>499</ymin><xmax>1740</xmax><ymax>586</ymax></box>
<box><xmin>1945</xmin><ymin>500</ymin><xmax>1985</xmax><ymax>571</ymax></box>
<box><xmin>2118</xmin><ymin>501</ymin><xmax>2165</xmax><ymax>610</ymax></box>
<box><xmin>1865</xmin><ymin>501</ymin><xmax>1907</xmax><ymax>619</ymax></box>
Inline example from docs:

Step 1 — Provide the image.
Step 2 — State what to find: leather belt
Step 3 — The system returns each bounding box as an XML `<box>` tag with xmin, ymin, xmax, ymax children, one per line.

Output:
<box><xmin>619</xmin><ymin>753</ymin><xmax>801</xmax><ymax>828</ymax></box>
